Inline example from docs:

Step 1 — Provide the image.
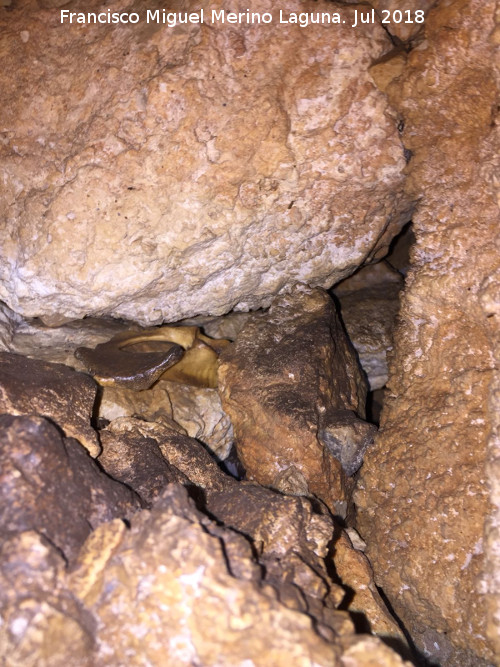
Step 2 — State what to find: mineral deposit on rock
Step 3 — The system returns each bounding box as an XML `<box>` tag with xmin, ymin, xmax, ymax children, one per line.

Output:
<box><xmin>355</xmin><ymin>1</ymin><xmax>499</xmax><ymax>664</ymax></box>
<box><xmin>218</xmin><ymin>285</ymin><xmax>369</xmax><ymax>514</ymax></box>
<box><xmin>0</xmin><ymin>0</ymin><xmax>410</xmax><ymax>325</ymax></box>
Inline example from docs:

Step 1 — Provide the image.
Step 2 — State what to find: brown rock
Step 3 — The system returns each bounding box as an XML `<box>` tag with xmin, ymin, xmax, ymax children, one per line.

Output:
<box><xmin>98</xmin><ymin>418</ymin><xmax>191</xmax><ymax>505</ymax></box>
<box><xmin>68</xmin><ymin>485</ymin><xmax>345</xmax><ymax>666</ymax></box>
<box><xmin>355</xmin><ymin>1</ymin><xmax>499</xmax><ymax>664</ymax></box>
<box><xmin>334</xmin><ymin>262</ymin><xmax>403</xmax><ymax>390</ymax></box>
<box><xmin>0</xmin><ymin>415</ymin><xmax>141</xmax><ymax>562</ymax></box>
<box><xmin>333</xmin><ymin>531</ymin><xmax>407</xmax><ymax>645</ymax></box>
<box><xmin>98</xmin><ymin>418</ymin><xmax>366</xmax><ymax>639</ymax></box>
<box><xmin>0</xmin><ymin>0</ymin><xmax>410</xmax><ymax>325</ymax></box>
<box><xmin>0</xmin><ymin>351</ymin><xmax>100</xmax><ymax>456</ymax></box>
<box><xmin>0</xmin><ymin>302</ymin><xmax>20</xmax><ymax>352</ymax></box>
<box><xmin>218</xmin><ymin>285</ymin><xmax>369</xmax><ymax>514</ymax></box>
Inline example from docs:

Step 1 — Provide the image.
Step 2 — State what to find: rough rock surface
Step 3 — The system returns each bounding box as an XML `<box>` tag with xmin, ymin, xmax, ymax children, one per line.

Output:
<box><xmin>99</xmin><ymin>379</ymin><xmax>233</xmax><ymax>459</ymax></box>
<box><xmin>355</xmin><ymin>1</ymin><xmax>499</xmax><ymax>664</ymax></box>
<box><xmin>0</xmin><ymin>415</ymin><xmax>141</xmax><ymax>562</ymax></box>
<box><xmin>334</xmin><ymin>261</ymin><xmax>403</xmax><ymax>390</ymax></box>
<box><xmin>0</xmin><ymin>485</ymin><xmax>412</xmax><ymax>666</ymax></box>
<box><xmin>0</xmin><ymin>302</ymin><xmax>20</xmax><ymax>351</ymax></box>
<box><xmin>0</xmin><ymin>351</ymin><xmax>100</xmax><ymax>456</ymax></box>
<box><xmin>98</xmin><ymin>419</ymin><xmax>190</xmax><ymax>505</ymax></box>
<box><xmin>0</xmin><ymin>0</ymin><xmax>410</xmax><ymax>325</ymax></box>
<box><xmin>98</xmin><ymin>416</ymin><xmax>404</xmax><ymax>645</ymax></box>
<box><xmin>164</xmin><ymin>382</ymin><xmax>234</xmax><ymax>460</ymax></box>
<box><xmin>219</xmin><ymin>285</ymin><xmax>369</xmax><ymax>514</ymax></box>
<box><xmin>333</xmin><ymin>531</ymin><xmax>407</xmax><ymax>644</ymax></box>
<box><xmin>8</xmin><ymin>315</ymin><xmax>131</xmax><ymax>369</ymax></box>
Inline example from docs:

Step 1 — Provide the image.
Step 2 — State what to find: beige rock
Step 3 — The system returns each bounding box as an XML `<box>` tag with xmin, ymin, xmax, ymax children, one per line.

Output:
<box><xmin>334</xmin><ymin>262</ymin><xmax>403</xmax><ymax>390</ymax></box>
<box><xmin>355</xmin><ymin>1</ymin><xmax>499</xmax><ymax>664</ymax></box>
<box><xmin>69</xmin><ymin>485</ymin><xmax>345</xmax><ymax>666</ymax></box>
<box><xmin>333</xmin><ymin>531</ymin><xmax>407</xmax><ymax>644</ymax></box>
<box><xmin>0</xmin><ymin>0</ymin><xmax>410</xmax><ymax>325</ymax></box>
<box><xmin>338</xmin><ymin>636</ymin><xmax>413</xmax><ymax>667</ymax></box>
<box><xmin>0</xmin><ymin>351</ymin><xmax>100</xmax><ymax>456</ymax></box>
<box><xmin>99</xmin><ymin>379</ymin><xmax>233</xmax><ymax>459</ymax></box>
<box><xmin>8</xmin><ymin>315</ymin><xmax>131</xmax><ymax>369</ymax></box>
<box><xmin>164</xmin><ymin>381</ymin><xmax>234</xmax><ymax>459</ymax></box>
<box><xmin>0</xmin><ymin>530</ymin><xmax>94</xmax><ymax>667</ymax></box>
<box><xmin>218</xmin><ymin>285</ymin><xmax>370</xmax><ymax>514</ymax></box>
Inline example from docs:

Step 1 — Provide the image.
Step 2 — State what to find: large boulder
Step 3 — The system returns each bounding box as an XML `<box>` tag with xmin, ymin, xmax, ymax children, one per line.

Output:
<box><xmin>355</xmin><ymin>1</ymin><xmax>499</xmax><ymax>664</ymax></box>
<box><xmin>0</xmin><ymin>0</ymin><xmax>410</xmax><ymax>325</ymax></box>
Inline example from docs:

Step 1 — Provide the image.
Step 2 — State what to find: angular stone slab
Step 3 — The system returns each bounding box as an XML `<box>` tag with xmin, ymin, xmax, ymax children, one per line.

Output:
<box><xmin>218</xmin><ymin>285</ymin><xmax>370</xmax><ymax>515</ymax></box>
<box><xmin>0</xmin><ymin>415</ymin><xmax>141</xmax><ymax>562</ymax></box>
<box><xmin>0</xmin><ymin>351</ymin><xmax>100</xmax><ymax>456</ymax></box>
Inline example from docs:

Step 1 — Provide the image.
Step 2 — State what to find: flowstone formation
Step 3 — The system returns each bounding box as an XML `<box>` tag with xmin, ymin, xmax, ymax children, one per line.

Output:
<box><xmin>355</xmin><ymin>1</ymin><xmax>499</xmax><ymax>664</ymax></box>
<box><xmin>0</xmin><ymin>0</ymin><xmax>411</xmax><ymax>325</ymax></box>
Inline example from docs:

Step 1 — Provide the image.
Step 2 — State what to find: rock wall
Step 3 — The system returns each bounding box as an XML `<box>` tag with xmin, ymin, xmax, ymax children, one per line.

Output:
<box><xmin>355</xmin><ymin>1</ymin><xmax>499</xmax><ymax>664</ymax></box>
<box><xmin>0</xmin><ymin>0</ymin><xmax>411</xmax><ymax>325</ymax></box>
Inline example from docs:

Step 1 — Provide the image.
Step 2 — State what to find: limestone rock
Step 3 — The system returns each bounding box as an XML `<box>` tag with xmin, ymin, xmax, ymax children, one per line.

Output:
<box><xmin>69</xmin><ymin>485</ymin><xmax>345</xmax><ymax>665</ymax></box>
<box><xmin>0</xmin><ymin>415</ymin><xmax>141</xmax><ymax>562</ymax></box>
<box><xmin>99</xmin><ymin>378</ymin><xmax>233</xmax><ymax>459</ymax></box>
<box><xmin>334</xmin><ymin>261</ymin><xmax>403</xmax><ymax>390</ymax></box>
<box><xmin>164</xmin><ymin>382</ymin><xmax>234</xmax><ymax>460</ymax></box>
<box><xmin>0</xmin><ymin>351</ymin><xmax>100</xmax><ymax>456</ymax></box>
<box><xmin>98</xmin><ymin>417</ymin><xmax>383</xmax><ymax>639</ymax></box>
<box><xmin>333</xmin><ymin>531</ymin><xmax>407</xmax><ymax>644</ymax></box>
<box><xmin>0</xmin><ymin>0</ymin><xmax>410</xmax><ymax>325</ymax></box>
<box><xmin>0</xmin><ymin>302</ymin><xmax>20</xmax><ymax>352</ymax></box>
<box><xmin>355</xmin><ymin>1</ymin><xmax>499</xmax><ymax>664</ymax></box>
<box><xmin>8</xmin><ymin>316</ymin><xmax>131</xmax><ymax>369</ymax></box>
<box><xmin>0</xmin><ymin>530</ymin><xmax>94</xmax><ymax>667</ymax></box>
<box><xmin>98</xmin><ymin>419</ymin><xmax>190</xmax><ymax>505</ymax></box>
<box><xmin>218</xmin><ymin>285</ymin><xmax>368</xmax><ymax>514</ymax></box>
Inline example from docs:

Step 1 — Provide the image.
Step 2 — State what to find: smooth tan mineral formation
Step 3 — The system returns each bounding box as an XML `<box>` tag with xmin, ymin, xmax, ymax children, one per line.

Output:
<box><xmin>0</xmin><ymin>0</ymin><xmax>411</xmax><ymax>325</ymax></box>
<box><xmin>355</xmin><ymin>1</ymin><xmax>499</xmax><ymax>664</ymax></box>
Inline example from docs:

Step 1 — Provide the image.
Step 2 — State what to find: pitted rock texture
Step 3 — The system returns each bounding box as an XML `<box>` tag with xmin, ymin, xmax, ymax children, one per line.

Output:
<box><xmin>99</xmin><ymin>379</ymin><xmax>233</xmax><ymax>459</ymax></box>
<box><xmin>0</xmin><ymin>415</ymin><xmax>141</xmax><ymax>562</ymax></box>
<box><xmin>355</xmin><ymin>1</ymin><xmax>499</xmax><ymax>664</ymax></box>
<box><xmin>218</xmin><ymin>285</ymin><xmax>369</xmax><ymax>514</ymax></box>
<box><xmin>0</xmin><ymin>485</ymin><xmax>413</xmax><ymax>666</ymax></box>
<box><xmin>98</xmin><ymin>419</ymin><xmax>190</xmax><ymax>506</ymax></box>
<box><xmin>0</xmin><ymin>351</ymin><xmax>100</xmax><ymax>456</ymax></box>
<box><xmin>334</xmin><ymin>261</ymin><xmax>403</xmax><ymax>390</ymax></box>
<box><xmin>0</xmin><ymin>0</ymin><xmax>410</xmax><ymax>325</ymax></box>
<box><xmin>97</xmin><ymin>417</ymin><xmax>403</xmax><ymax>642</ymax></box>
